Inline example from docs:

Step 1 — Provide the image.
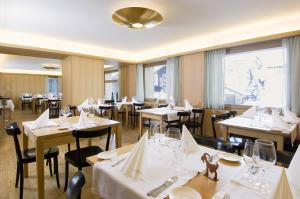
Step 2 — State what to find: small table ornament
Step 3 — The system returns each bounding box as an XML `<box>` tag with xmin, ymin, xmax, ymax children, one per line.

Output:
<box><xmin>201</xmin><ymin>153</ymin><xmax>219</xmax><ymax>181</ymax></box>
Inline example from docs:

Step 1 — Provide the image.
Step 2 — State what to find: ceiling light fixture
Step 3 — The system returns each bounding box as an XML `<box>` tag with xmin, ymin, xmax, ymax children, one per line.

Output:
<box><xmin>112</xmin><ymin>7</ymin><xmax>163</xmax><ymax>29</ymax></box>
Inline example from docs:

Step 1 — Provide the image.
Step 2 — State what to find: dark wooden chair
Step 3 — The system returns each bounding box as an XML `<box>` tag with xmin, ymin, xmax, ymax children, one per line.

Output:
<box><xmin>276</xmin><ymin>150</ymin><xmax>295</xmax><ymax>167</ymax></box>
<box><xmin>49</xmin><ymin>99</ymin><xmax>61</xmax><ymax>119</ymax></box>
<box><xmin>66</xmin><ymin>171</ymin><xmax>85</xmax><ymax>199</ymax></box>
<box><xmin>34</xmin><ymin>98</ymin><xmax>44</xmax><ymax>113</ymax></box>
<box><xmin>186</xmin><ymin>109</ymin><xmax>205</xmax><ymax>135</ymax></box>
<box><xmin>99</xmin><ymin>105</ymin><xmax>114</xmax><ymax>119</ymax></box>
<box><xmin>166</xmin><ymin>111</ymin><xmax>191</xmax><ymax>131</ymax></box>
<box><xmin>194</xmin><ymin>135</ymin><xmax>235</xmax><ymax>153</ymax></box>
<box><xmin>21</xmin><ymin>96</ymin><xmax>33</xmax><ymax>111</ymax></box>
<box><xmin>64</xmin><ymin>127</ymin><xmax>111</xmax><ymax>191</ymax></box>
<box><xmin>5</xmin><ymin>122</ymin><xmax>60</xmax><ymax>199</ymax></box>
<box><xmin>158</xmin><ymin>104</ymin><xmax>168</xmax><ymax>108</ymax></box>
<box><xmin>211</xmin><ymin>113</ymin><xmax>247</xmax><ymax>155</ymax></box>
<box><xmin>129</xmin><ymin>103</ymin><xmax>144</xmax><ymax>129</ymax></box>
<box><xmin>68</xmin><ymin>105</ymin><xmax>77</xmax><ymax>116</ymax></box>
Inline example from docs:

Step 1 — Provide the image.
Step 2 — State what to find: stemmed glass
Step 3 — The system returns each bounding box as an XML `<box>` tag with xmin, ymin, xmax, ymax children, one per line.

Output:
<box><xmin>254</xmin><ymin>139</ymin><xmax>277</xmax><ymax>193</ymax></box>
<box><xmin>60</xmin><ymin>106</ymin><xmax>71</xmax><ymax>124</ymax></box>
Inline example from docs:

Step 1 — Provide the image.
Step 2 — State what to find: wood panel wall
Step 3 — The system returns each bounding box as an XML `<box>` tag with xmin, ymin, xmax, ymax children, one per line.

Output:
<box><xmin>62</xmin><ymin>55</ymin><xmax>104</xmax><ymax>106</ymax></box>
<box><xmin>0</xmin><ymin>73</ymin><xmax>49</xmax><ymax>108</ymax></box>
<box><xmin>122</xmin><ymin>64</ymin><xmax>136</xmax><ymax>99</ymax></box>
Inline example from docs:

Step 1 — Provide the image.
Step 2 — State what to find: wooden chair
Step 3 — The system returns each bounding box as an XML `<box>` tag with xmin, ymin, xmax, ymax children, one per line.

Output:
<box><xmin>158</xmin><ymin>104</ymin><xmax>168</xmax><ymax>108</ymax></box>
<box><xmin>166</xmin><ymin>111</ymin><xmax>191</xmax><ymax>131</ymax></box>
<box><xmin>66</xmin><ymin>171</ymin><xmax>85</xmax><ymax>199</ymax></box>
<box><xmin>68</xmin><ymin>105</ymin><xmax>77</xmax><ymax>116</ymax></box>
<box><xmin>276</xmin><ymin>150</ymin><xmax>295</xmax><ymax>167</ymax></box>
<box><xmin>211</xmin><ymin>113</ymin><xmax>247</xmax><ymax>155</ymax></box>
<box><xmin>99</xmin><ymin>105</ymin><xmax>114</xmax><ymax>119</ymax></box>
<box><xmin>5</xmin><ymin>122</ymin><xmax>60</xmax><ymax>199</ymax></box>
<box><xmin>21</xmin><ymin>96</ymin><xmax>32</xmax><ymax>111</ymax></box>
<box><xmin>64</xmin><ymin>127</ymin><xmax>111</xmax><ymax>191</ymax></box>
<box><xmin>49</xmin><ymin>100</ymin><xmax>61</xmax><ymax>119</ymax></box>
<box><xmin>186</xmin><ymin>108</ymin><xmax>205</xmax><ymax>135</ymax></box>
<box><xmin>129</xmin><ymin>103</ymin><xmax>144</xmax><ymax>129</ymax></box>
<box><xmin>193</xmin><ymin>135</ymin><xmax>235</xmax><ymax>153</ymax></box>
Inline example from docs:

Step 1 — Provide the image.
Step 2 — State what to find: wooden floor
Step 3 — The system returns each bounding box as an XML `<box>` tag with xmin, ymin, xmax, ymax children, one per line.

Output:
<box><xmin>0</xmin><ymin>109</ymin><xmax>139</xmax><ymax>199</ymax></box>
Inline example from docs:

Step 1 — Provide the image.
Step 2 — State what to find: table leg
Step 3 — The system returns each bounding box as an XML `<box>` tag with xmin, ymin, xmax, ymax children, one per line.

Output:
<box><xmin>22</xmin><ymin>126</ymin><xmax>29</xmax><ymax>177</ymax></box>
<box><xmin>115</xmin><ymin>124</ymin><xmax>121</xmax><ymax>148</ymax></box>
<box><xmin>139</xmin><ymin>113</ymin><xmax>143</xmax><ymax>138</ymax></box>
<box><xmin>159</xmin><ymin>117</ymin><xmax>163</xmax><ymax>133</ymax></box>
<box><xmin>222</xmin><ymin>125</ymin><xmax>228</xmax><ymax>140</ymax></box>
<box><xmin>36</xmin><ymin>140</ymin><xmax>45</xmax><ymax>199</ymax></box>
<box><xmin>125</xmin><ymin>106</ymin><xmax>129</xmax><ymax>126</ymax></box>
<box><xmin>277</xmin><ymin>136</ymin><xmax>284</xmax><ymax>151</ymax></box>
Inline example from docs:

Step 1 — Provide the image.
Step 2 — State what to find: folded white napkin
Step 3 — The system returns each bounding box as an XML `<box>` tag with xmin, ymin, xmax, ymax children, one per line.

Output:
<box><xmin>272</xmin><ymin>111</ymin><xmax>289</xmax><ymax>130</ymax></box>
<box><xmin>184</xmin><ymin>99</ymin><xmax>193</xmax><ymax>111</ymax></box>
<box><xmin>73</xmin><ymin>111</ymin><xmax>93</xmax><ymax>129</ymax></box>
<box><xmin>77</xmin><ymin>99</ymin><xmax>89</xmax><ymax>112</ymax></box>
<box><xmin>272</xmin><ymin>168</ymin><xmax>293</xmax><ymax>199</ymax></box>
<box><xmin>283</xmin><ymin>107</ymin><xmax>300</xmax><ymax>124</ymax></box>
<box><xmin>121</xmin><ymin>131</ymin><xmax>148</xmax><ymax>179</ymax></box>
<box><xmin>31</xmin><ymin>109</ymin><xmax>57</xmax><ymax>130</ymax></box>
<box><xmin>287</xmin><ymin>146</ymin><xmax>300</xmax><ymax>195</ymax></box>
<box><xmin>122</xmin><ymin>96</ymin><xmax>127</xmax><ymax>102</ymax></box>
<box><xmin>242</xmin><ymin>106</ymin><xmax>257</xmax><ymax>118</ymax></box>
<box><xmin>181</xmin><ymin>125</ymin><xmax>199</xmax><ymax>154</ymax></box>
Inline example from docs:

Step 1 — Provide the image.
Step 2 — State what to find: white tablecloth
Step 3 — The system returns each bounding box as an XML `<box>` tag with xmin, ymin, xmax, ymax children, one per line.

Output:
<box><xmin>0</xmin><ymin>99</ymin><xmax>15</xmax><ymax>111</ymax></box>
<box><xmin>92</xmin><ymin>142</ymin><xmax>211</xmax><ymax>199</ymax></box>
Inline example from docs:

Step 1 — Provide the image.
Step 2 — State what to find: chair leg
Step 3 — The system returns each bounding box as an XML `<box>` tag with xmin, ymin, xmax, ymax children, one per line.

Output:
<box><xmin>48</xmin><ymin>158</ymin><xmax>53</xmax><ymax>177</ymax></box>
<box><xmin>64</xmin><ymin>162</ymin><xmax>69</xmax><ymax>191</ymax></box>
<box><xmin>15</xmin><ymin>163</ymin><xmax>20</xmax><ymax>187</ymax></box>
<box><xmin>54</xmin><ymin>156</ymin><xmax>60</xmax><ymax>188</ymax></box>
<box><xmin>19</xmin><ymin>164</ymin><xmax>24</xmax><ymax>199</ymax></box>
<box><xmin>67</xmin><ymin>143</ymin><xmax>71</xmax><ymax>151</ymax></box>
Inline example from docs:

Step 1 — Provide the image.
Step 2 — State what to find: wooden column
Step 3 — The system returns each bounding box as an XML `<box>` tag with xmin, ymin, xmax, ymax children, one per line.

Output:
<box><xmin>62</xmin><ymin>56</ymin><xmax>104</xmax><ymax>106</ymax></box>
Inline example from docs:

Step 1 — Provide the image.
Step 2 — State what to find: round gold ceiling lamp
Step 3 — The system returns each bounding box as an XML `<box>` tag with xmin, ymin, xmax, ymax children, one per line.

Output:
<box><xmin>112</xmin><ymin>7</ymin><xmax>163</xmax><ymax>29</ymax></box>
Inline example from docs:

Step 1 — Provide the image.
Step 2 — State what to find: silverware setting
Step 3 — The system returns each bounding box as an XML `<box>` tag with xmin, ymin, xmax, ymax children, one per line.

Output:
<box><xmin>111</xmin><ymin>158</ymin><xmax>126</xmax><ymax>167</ymax></box>
<box><xmin>147</xmin><ymin>176</ymin><xmax>178</xmax><ymax>198</ymax></box>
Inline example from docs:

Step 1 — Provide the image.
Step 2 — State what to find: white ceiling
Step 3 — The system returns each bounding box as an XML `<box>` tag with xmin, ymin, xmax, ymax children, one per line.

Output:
<box><xmin>0</xmin><ymin>54</ymin><xmax>62</xmax><ymax>75</ymax></box>
<box><xmin>0</xmin><ymin>0</ymin><xmax>300</xmax><ymax>62</ymax></box>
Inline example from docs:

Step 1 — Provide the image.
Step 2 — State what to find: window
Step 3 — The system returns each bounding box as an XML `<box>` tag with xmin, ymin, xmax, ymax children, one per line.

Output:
<box><xmin>144</xmin><ymin>65</ymin><xmax>167</xmax><ymax>99</ymax></box>
<box><xmin>224</xmin><ymin>47</ymin><xmax>285</xmax><ymax>107</ymax></box>
<box><xmin>47</xmin><ymin>76</ymin><xmax>59</xmax><ymax>96</ymax></box>
<box><xmin>104</xmin><ymin>71</ymin><xmax>119</xmax><ymax>99</ymax></box>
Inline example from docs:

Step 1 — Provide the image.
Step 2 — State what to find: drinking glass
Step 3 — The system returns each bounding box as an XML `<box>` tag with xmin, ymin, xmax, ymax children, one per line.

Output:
<box><xmin>148</xmin><ymin>124</ymin><xmax>158</xmax><ymax>150</ymax></box>
<box><xmin>60</xmin><ymin>106</ymin><xmax>70</xmax><ymax>124</ymax></box>
<box><xmin>255</xmin><ymin>139</ymin><xmax>276</xmax><ymax>193</ymax></box>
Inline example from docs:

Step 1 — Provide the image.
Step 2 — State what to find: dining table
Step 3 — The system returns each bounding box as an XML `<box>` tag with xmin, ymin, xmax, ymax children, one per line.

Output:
<box><xmin>22</xmin><ymin>116</ymin><xmax>121</xmax><ymax>199</ymax></box>
<box><xmin>138</xmin><ymin>107</ymin><xmax>186</xmax><ymax>137</ymax></box>
<box><xmin>219</xmin><ymin>116</ymin><xmax>298</xmax><ymax>151</ymax></box>
<box><xmin>87</xmin><ymin>142</ymin><xmax>290</xmax><ymax>199</ymax></box>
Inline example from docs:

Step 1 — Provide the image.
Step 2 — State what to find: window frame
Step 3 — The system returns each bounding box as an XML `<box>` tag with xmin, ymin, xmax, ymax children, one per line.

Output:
<box><xmin>104</xmin><ymin>70</ymin><xmax>119</xmax><ymax>97</ymax></box>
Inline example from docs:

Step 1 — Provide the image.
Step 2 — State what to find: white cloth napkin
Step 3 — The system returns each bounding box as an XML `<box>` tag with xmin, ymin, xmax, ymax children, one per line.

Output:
<box><xmin>30</xmin><ymin>109</ymin><xmax>57</xmax><ymax>130</ymax></box>
<box><xmin>287</xmin><ymin>146</ymin><xmax>300</xmax><ymax>196</ymax></box>
<box><xmin>272</xmin><ymin>111</ymin><xmax>289</xmax><ymax>130</ymax></box>
<box><xmin>184</xmin><ymin>99</ymin><xmax>193</xmax><ymax>111</ymax></box>
<box><xmin>121</xmin><ymin>131</ymin><xmax>148</xmax><ymax>179</ymax></box>
<box><xmin>283</xmin><ymin>107</ymin><xmax>300</xmax><ymax>124</ymax></box>
<box><xmin>77</xmin><ymin>99</ymin><xmax>89</xmax><ymax>112</ymax></box>
<box><xmin>272</xmin><ymin>168</ymin><xmax>293</xmax><ymax>199</ymax></box>
<box><xmin>122</xmin><ymin>96</ymin><xmax>127</xmax><ymax>102</ymax></box>
<box><xmin>242</xmin><ymin>106</ymin><xmax>257</xmax><ymax>118</ymax></box>
<box><xmin>181</xmin><ymin>125</ymin><xmax>199</xmax><ymax>155</ymax></box>
<box><xmin>73</xmin><ymin>111</ymin><xmax>94</xmax><ymax>129</ymax></box>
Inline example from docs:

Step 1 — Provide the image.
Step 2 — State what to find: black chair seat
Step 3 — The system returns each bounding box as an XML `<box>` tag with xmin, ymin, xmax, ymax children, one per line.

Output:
<box><xmin>22</xmin><ymin>147</ymin><xmax>59</xmax><ymax>163</ymax></box>
<box><xmin>276</xmin><ymin>150</ymin><xmax>294</xmax><ymax>166</ymax></box>
<box><xmin>65</xmin><ymin>146</ymin><xmax>102</xmax><ymax>167</ymax></box>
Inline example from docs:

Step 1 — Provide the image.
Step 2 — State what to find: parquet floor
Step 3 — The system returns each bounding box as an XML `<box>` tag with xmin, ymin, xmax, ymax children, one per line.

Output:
<box><xmin>0</xmin><ymin>109</ymin><xmax>139</xmax><ymax>199</ymax></box>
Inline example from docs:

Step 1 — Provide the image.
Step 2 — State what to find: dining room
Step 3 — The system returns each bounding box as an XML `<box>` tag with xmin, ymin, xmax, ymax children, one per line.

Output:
<box><xmin>1</xmin><ymin>0</ymin><xmax>300</xmax><ymax>199</ymax></box>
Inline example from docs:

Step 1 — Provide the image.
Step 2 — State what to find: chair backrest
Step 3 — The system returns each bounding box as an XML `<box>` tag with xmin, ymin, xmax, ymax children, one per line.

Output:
<box><xmin>192</xmin><ymin>108</ymin><xmax>205</xmax><ymax>124</ymax></box>
<box><xmin>211</xmin><ymin>113</ymin><xmax>229</xmax><ymax>138</ymax></box>
<box><xmin>177</xmin><ymin>111</ymin><xmax>191</xmax><ymax>122</ymax></box>
<box><xmin>158</xmin><ymin>104</ymin><xmax>168</xmax><ymax>108</ymax></box>
<box><xmin>133</xmin><ymin>103</ymin><xmax>145</xmax><ymax>113</ymax></box>
<box><xmin>49</xmin><ymin>100</ymin><xmax>60</xmax><ymax>119</ymax></box>
<box><xmin>73</xmin><ymin>127</ymin><xmax>111</xmax><ymax>169</ymax></box>
<box><xmin>105</xmin><ymin>100</ymin><xmax>115</xmax><ymax>105</ymax></box>
<box><xmin>194</xmin><ymin>135</ymin><xmax>234</xmax><ymax>153</ymax></box>
<box><xmin>68</xmin><ymin>105</ymin><xmax>77</xmax><ymax>116</ymax></box>
<box><xmin>226</xmin><ymin>110</ymin><xmax>237</xmax><ymax>118</ymax></box>
<box><xmin>66</xmin><ymin>171</ymin><xmax>85</xmax><ymax>199</ymax></box>
<box><xmin>5</xmin><ymin>122</ymin><xmax>22</xmax><ymax>162</ymax></box>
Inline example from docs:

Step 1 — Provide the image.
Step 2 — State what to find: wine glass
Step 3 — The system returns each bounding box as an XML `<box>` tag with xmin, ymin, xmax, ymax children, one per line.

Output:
<box><xmin>148</xmin><ymin>124</ymin><xmax>157</xmax><ymax>150</ymax></box>
<box><xmin>60</xmin><ymin>106</ymin><xmax>70</xmax><ymax>124</ymax></box>
<box><xmin>254</xmin><ymin>139</ymin><xmax>276</xmax><ymax>193</ymax></box>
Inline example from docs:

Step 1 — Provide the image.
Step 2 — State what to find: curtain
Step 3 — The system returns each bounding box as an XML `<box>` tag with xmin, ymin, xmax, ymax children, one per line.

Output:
<box><xmin>166</xmin><ymin>56</ymin><xmax>182</xmax><ymax>105</ymax></box>
<box><xmin>283</xmin><ymin>36</ymin><xmax>300</xmax><ymax>115</ymax></box>
<box><xmin>204</xmin><ymin>49</ymin><xmax>226</xmax><ymax>109</ymax></box>
<box><xmin>118</xmin><ymin>66</ymin><xmax>124</xmax><ymax>99</ymax></box>
<box><xmin>135</xmin><ymin>64</ymin><xmax>144</xmax><ymax>101</ymax></box>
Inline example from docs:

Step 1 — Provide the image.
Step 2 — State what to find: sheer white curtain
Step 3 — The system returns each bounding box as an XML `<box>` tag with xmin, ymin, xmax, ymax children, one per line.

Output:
<box><xmin>204</xmin><ymin>49</ymin><xmax>226</xmax><ymax>109</ymax></box>
<box><xmin>283</xmin><ymin>36</ymin><xmax>300</xmax><ymax>115</ymax></box>
<box><xmin>135</xmin><ymin>64</ymin><xmax>144</xmax><ymax>101</ymax></box>
<box><xmin>166</xmin><ymin>56</ymin><xmax>182</xmax><ymax>105</ymax></box>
